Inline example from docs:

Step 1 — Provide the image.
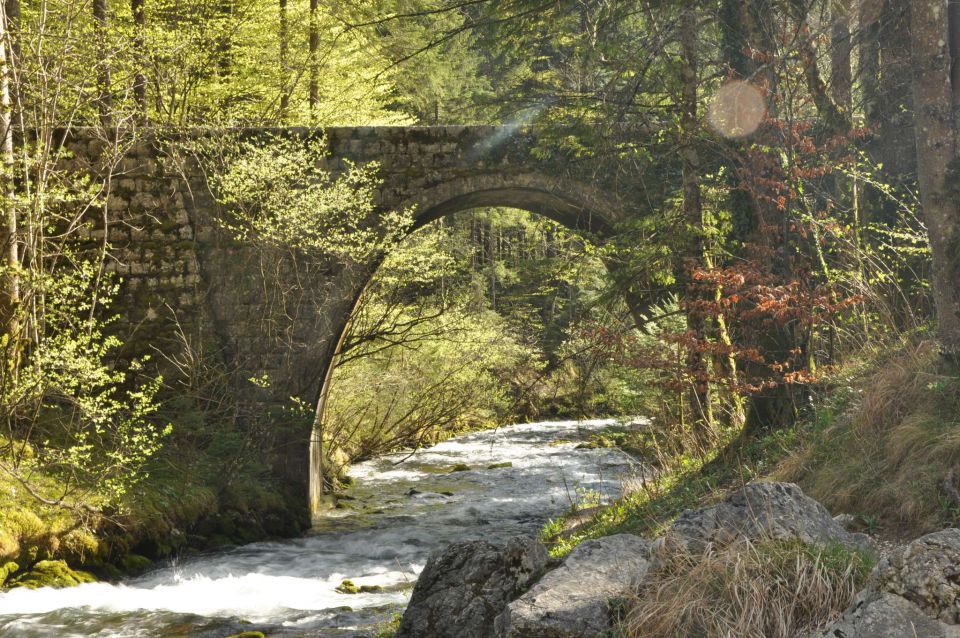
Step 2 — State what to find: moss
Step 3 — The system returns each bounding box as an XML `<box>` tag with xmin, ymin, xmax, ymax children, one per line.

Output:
<box><xmin>335</xmin><ymin>579</ymin><xmax>360</xmax><ymax>594</ymax></box>
<box><xmin>0</xmin><ymin>529</ymin><xmax>19</xmax><ymax>562</ymax></box>
<box><xmin>224</xmin><ymin>633</ymin><xmax>265</xmax><ymax>638</ymax></box>
<box><xmin>60</xmin><ymin>529</ymin><xmax>102</xmax><ymax>567</ymax></box>
<box><xmin>448</xmin><ymin>463</ymin><xmax>471</xmax><ymax>473</ymax></box>
<box><xmin>487</xmin><ymin>462</ymin><xmax>513</xmax><ymax>469</ymax></box>
<box><xmin>120</xmin><ymin>553</ymin><xmax>152</xmax><ymax>575</ymax></box>
<box><xmin>0</xmin><ymin>561</ymin><xmax>20</xmax><ymax>587</ymax></box>
<box><xmin>9</xmin><ymin>559</ymin><xmax>96</xmax><ymax>589</ymax></box>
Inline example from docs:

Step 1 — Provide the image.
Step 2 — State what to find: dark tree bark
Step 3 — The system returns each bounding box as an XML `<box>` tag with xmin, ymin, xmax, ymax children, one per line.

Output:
<box><xmin>831</xmin><ymin>0</ymin><xmax>852</xmax><ymax>114</ymax></box>
<box><xmin>309</xmin><ymin>0</ymin><xmax>318</xmax><ymax>117</ymax></box>
<box><xmin>0</xmin><ymin>0</ymin><xmax>17</xmax><ymax>342</ymax></box>
<box><xmin>679</xmin><ymin>7</ymin><xmax>713</xmax><ymax>433</ymax></box>
<box><xmin>93</xmin><ymin>0</ymin><xmax>112</xmax><ymax>127</ymax></box>
<box><xmin>876</xmin><ymin>0</ymin><xmax>915</xmax><ymax>177</ymax></box>
<box><xmin>911</xmin><ymin>0</ymin><xmax>960</xmax><ymax>359</ymax></box>
<box><xmin>132</xmin><ymin>0</ymin><xmax>147</xmax><ymax>119</ymax></box>
<box><xmin>859</xmin><ymin>0</ymin><xmax>881</xmax><ymax>125</ymax></box>
<box><xmin>279</xmin><ymin>0</ymin><xmax>290</xmax><ymax>120</ymax></box>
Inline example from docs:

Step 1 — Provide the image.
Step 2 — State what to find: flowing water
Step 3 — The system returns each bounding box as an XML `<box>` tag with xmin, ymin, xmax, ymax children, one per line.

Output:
<box><xmin>0</xmin><ymin>418</ymin><xmax>643</xmax><ymax>637</ymax></box>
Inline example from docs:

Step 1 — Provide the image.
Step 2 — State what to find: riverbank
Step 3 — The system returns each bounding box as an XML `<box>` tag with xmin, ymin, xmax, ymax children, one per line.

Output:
<box><xmin>0</xmin><ymin>439</ymin><xmax>310</xmax><ymax>592</ymax></box>
<box><xmin>541</xmin><ymin>338</ymin><xmax>957</xmax><ymax>558</ymax></box>
<box><xmin>0</xmin><ymin>418</ymin><xmax>638</xmax><ymax>636</ymax></box>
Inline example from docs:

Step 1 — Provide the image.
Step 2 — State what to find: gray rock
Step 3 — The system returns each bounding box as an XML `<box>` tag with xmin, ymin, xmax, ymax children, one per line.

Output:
<box><xmin>833</xmin><ymin>513</ymin><xmax>858</xmax><ymax>530</ymax></box>
<box><xmin>870</xmin><ymin>528</ymin><xmax>960</xmax><ymax>624</ymax></box>
<box><xmin>818</xmin><ymin>591</ymin><xmax>960</xmax><ymax>638</ymax></box>
<box><xmin>658</xmin><ymin>481</ymin><xmax>873</xmax><ymax>556</ymax></box>
<box><xmin>396</xmin><ymin>535</ymin><xmax>550</xmax><ymax>638</ymax></box>
<box><xmin>817</xmin><ymin>529</ymin><xmax>960</xmax><ymax>638</ymax></box>
<box><xmin>498</xmin><ymin>534</ymin><xmax>651</xmax><ymax>638</ymax></box>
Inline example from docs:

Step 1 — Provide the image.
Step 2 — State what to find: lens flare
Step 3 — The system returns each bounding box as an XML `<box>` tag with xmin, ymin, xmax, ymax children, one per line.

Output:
<box><xmin>707</xmin><ymin>81</ymin><xmax>766</xmax><ymax>139</ymax></box>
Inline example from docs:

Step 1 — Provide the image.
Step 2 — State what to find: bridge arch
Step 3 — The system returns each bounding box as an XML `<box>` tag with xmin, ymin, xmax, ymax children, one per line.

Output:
<box><xmin>308</xmin><ymin>173</ymin><xmax>626</xmax><ymax>515</ymax></box>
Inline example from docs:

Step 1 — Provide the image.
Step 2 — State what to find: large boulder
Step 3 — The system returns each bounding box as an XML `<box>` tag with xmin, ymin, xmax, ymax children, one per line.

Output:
<box><xmin>820</xmin><ymin>529</ymin><xmax>960</xmax><ymax>638</ymax></box>
<box><xmin>396</xmin><ymin>535</ymin><xmax>550</xmax><ymax>638</ymax></box>
<box><xmin>657</xmin><ymin>481</ymin><xmax>873</xmax><ymax>556</ymax></box>
<box><xmin>819</xmin><ymin>590</ymin><xmax>958</xmax><ymax>638</ymax></box>
<box><xmin>497</xmin><ymin>534</ymin><xmax>652</xmax><ymax>638</ymax></box>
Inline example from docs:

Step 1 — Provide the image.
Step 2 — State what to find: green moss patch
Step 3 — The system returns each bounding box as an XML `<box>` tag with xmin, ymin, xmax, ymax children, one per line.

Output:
<box><xmin>9</xmin><ymin>560</ymin><xmax>96</xmax><ymax>589</ymax></box>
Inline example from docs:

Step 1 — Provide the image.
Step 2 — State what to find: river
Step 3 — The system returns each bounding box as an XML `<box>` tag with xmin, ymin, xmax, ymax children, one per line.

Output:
<box><xmin>0</xmin><ymin>418</ymin><xmax>641</xmax><ymax>637</ymax></box>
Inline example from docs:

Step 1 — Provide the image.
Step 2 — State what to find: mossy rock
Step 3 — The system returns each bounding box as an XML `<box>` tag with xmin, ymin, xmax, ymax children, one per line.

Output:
<box><xmin>448</xmin><ymin>463</ymin><xmax>472</xmax><ymax>473</ymax></box>
<box><xmin>9</xmin><ymin>560</ymin><xmax>96</xmax><ymax>589</ymax></box>
<box><xmin>3</xmin><ymin>510</ymin><xmax>46</xmax><ymax>547</ymax></box>
<box><xmin>335</xmin><ymin>579</ymin><xmax>360</xmax><ymax>594</ymax></box>
<box><xmin>120</xmin><ymin>554</ymin><xmax>152</xmax><ymax>575</ymax></box>
<box><xmin>359</xmin><ymin>584</ymin><xmax>384</xmax><ymax>593</ymax></box>
<box><xmin>0</xmin><ymin>529</ymin><xmax>19</xmax><ymax>562</ymax></box>
<box><xmin>224</xmin><ymin>632</ymin><xmax>265</xmax><ymax>638</ymax></box>
<box><xmin>61</xmin><ymin>529</ymin><xmax>102</xmax><ymax>567</ymax></box>
<box><xmin>487</xmin><ymin>462</ymin><xmax>513</xmax><ymax>470</ymax></box>
<box><xmin>0</xmin><ymin>561</ymin><xmax>20</xmax><ymax>587</ymax></box>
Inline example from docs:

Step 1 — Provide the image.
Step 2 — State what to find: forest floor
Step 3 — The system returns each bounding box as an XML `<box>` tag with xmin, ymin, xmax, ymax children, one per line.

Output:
<box><xmin>541</xmin><ymin>334</ymin><xmax>960</xmax><ymax>557</ymax></box>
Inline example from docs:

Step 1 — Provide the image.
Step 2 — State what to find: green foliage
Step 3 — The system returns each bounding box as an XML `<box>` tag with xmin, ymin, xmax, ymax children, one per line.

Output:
<box><xmin>209</xmin><ymin>134</ymin><xmax>412</xmax><ymax>263</ymax></box>
<box><xmin>0</xmin><ymin>262</ymin><xmax>169</xmax><ymax>510</ymax></box>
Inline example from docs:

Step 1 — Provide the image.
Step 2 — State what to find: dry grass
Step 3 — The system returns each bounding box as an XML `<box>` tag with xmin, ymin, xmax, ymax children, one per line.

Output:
<box><xmin>777</xmin><ymin>339</ymin><xmax>960</xmax><ymax>538</ymax></box>
<box><xmin>621</xmin><ymin>538</ymin><xmax>872</xmax><ymax>638</ymax></box>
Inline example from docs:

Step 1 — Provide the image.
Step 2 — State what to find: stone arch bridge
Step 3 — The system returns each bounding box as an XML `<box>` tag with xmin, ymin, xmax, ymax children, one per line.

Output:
<box><xmin>77</xmin><ymin>126</ymin><xmax>669</xmax><ymax>518</ymax></box>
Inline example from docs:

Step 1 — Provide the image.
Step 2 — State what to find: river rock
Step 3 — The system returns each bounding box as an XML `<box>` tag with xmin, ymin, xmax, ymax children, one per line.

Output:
<box><xmin>396</xmin><ymin>535</ymin><xmax>550</xmax><ymax>638</ymax></box>
<box><xmin>818</xmin><ymin>590</ymin><xmax>958</xmax><ymax>638</ymax></box>
<box><xmin>819</xmin><ymin>529</ymin><xmax>960</xmax><ymax>637</ymax></box>
<box><xmin>656</xmin><ymin>481</ymin><xmax>873</xmax><ymax>557</ymax></box>
<box><xmin>871</xmin><ymin>528</ymin><xmax>960</xmax><ymax>623</ymax></box>
<box><xmin>497</xmin><ymin>534</ymin><xmax>652</xmax><ymax>638</ymax></box>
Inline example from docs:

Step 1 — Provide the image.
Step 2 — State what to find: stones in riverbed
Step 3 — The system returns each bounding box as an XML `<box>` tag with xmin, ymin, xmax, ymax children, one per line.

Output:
<box><xmin>395</xmin><ymin>535</ymin><xmax>550</xmax><ymax>638</ymax></box>
<box><xmin>498</xmin><ymin>534</ymin><xmax>652</xmax><ymax>638</ymax></box>
<box><xmin>487</xmin><ymin>462</ymin><xmax>513</xmax><ymax>469</ymax></box>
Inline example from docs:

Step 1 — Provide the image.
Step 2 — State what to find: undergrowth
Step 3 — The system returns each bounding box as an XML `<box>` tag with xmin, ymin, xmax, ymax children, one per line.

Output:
<box><xmin>540</xmin><ymin>336</ymin><xmax>903</xmax><ymax>557</ymax></box>
<box><xmin>621</xmin><ymin>538</ymin><xmax>873</xmax><ymax>638</ymax></box>
<box><xmin>778</xmin><ymin>338</ymin><xmax>960</xmax><ymax>539</ymax></box>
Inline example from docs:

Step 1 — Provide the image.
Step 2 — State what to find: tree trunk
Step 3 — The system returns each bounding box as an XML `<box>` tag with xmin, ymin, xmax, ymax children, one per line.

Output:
<box><xmin>308</xmin><ymin>0</ymin><xmax>318</xmax><ymax>117</ymax></box>
<box><xmin>679</xmin><ymin>7</ymin><xmax>713</xmax><ymax>435</ymax></box>
<box><xmin>911</xmin><ymin>0</ymin><xmax>960</xmax><ymax>359</ymax></box>
<box><xmin>0</xmin><ymin>0</ymin><xmax>17</xmax><ymax>343</ymax></box>
<box><xmin>93</xmin><ymin>0</ymin><xmax>112</xmax><ymax>127</ymax></box>
<box><xmin>132</xmin><ymin>0</ymin><xmax>147</xmax><ymax>119</ymax></box>
<box><xmin>831</xmin><ymin>0</ymin><xmax>852</xmax><ymax>115</ymax></box>
<box><xmin>279</xmin><ymin>0</ymin><xmax>290</xmax><ymax>120</ymax></box>
<box><xmin>860</xmin><ymin>0</ymin><xmax>881</xmax><ymax>126</ymax></box>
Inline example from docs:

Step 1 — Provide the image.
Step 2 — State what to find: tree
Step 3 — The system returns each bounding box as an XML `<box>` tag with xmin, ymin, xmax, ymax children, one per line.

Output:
<box><xmin>911</xmin><ymin>0</ymin><xmax>960</xmax><ymax>359</ymax></box>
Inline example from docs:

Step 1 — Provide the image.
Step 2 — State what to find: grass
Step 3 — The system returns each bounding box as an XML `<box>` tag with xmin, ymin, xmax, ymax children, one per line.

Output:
<box><xmin>540</xmin><ymin>419</ymin><xmax>819</xmax><ymax>558</ymax></box>
<box><xmin>777</xmin><ymin>338</ymin><xmax>960</xmax><ymax>539</ymax></box>
<box><xmin>621</xmin><ymin>538</ymin><xmax>874</xmax><ymax>638</ymax></box>
<box><xmin>542</xmin><ymin>336</ymin><xmax>959</xmax><ymax>558</ymax></box>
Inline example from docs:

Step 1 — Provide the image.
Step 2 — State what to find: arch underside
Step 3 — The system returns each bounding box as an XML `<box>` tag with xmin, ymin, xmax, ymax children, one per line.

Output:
<box><xmin>414</xmin><ymin>187</ymin><xmax>613</xmax><ymax>234</ymax></box>
<box><xmin>404</xmin><ymin>172</ymin><xmax>624</xmax><ymax>236</ymax></box>
<box><xmin>310</xmin><ymin>173</ymin><xmax>626</xmax><ymax>517</ymax></box>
